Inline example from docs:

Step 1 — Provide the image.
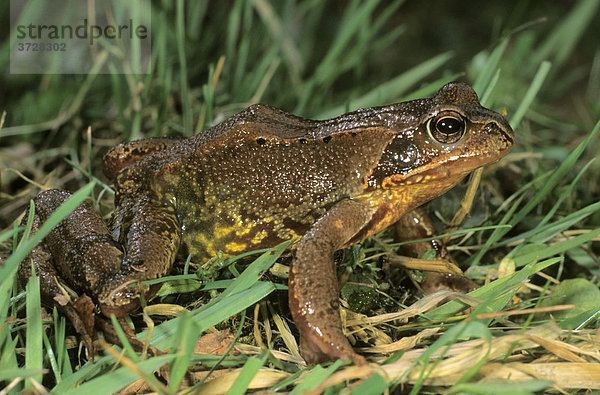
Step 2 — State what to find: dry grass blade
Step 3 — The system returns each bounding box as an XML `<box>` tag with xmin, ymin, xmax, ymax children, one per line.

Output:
<box><xmin>253</xmin><ymin>304</ymin><xmax>265</xmax><ymax>351</ymax></box>
<box><xmin>361</xmin><ymin>327</ymin><xmax>441</xmax><ymax>354</ymax></box>
<box><xmin>388</xmin><ymin>255</ymin><xmax>464</xmax><ymax>275</ymax></box>
<box><xmin>378</xmin><ymin>322</ymin><xmax>600</xmax><ymax>388</ymax></box>
<box><xmin>445</xmin><ymin>167</ymin><xmax>483</xmax><ymax>239</ymax></box>
<box><xmin>99</xmin><ymin>340</ymin><xmax>169</xmax><ymax>393</ymax></box>
<box><xmin>144</xmin><ymin>303</ymin><xmax>189</xmax><ymax>318</ymax></box>
<box><xmin>269</xmin><ymin>305</ymin><xmax>302</xmax><ymax>360</ymax></box>
<box><xmin>474</xmin><ymin>304</ymin><xmax>575</xmax><ymax>319</ymax></box>
<box><xmin>478</xmin><ymin>362</ymin><xmax>600</xmax><ymax>389</ymax></box>
<box><xmin>346</xmin><ymin>290</ymin><xmax>465</xmax><ymax>326</ymax></box>
<box><xmin>201</xmin><ymin>298</ymin><xmax>597</xmax><ymax>392</ymax></box>
<box><xmin>234</xmin><ymin>343</ymin><xmax>304</xmax><ymax>364</ymax></box>
<box><xmin>195</xmin><ymin>368</ymin><xmax>290</xmax><ymax>395</ymax></box>
<box><xmin>525</xmin><ymin>335</ymin><xmax>586</xmax><ymax>363</ymax></box>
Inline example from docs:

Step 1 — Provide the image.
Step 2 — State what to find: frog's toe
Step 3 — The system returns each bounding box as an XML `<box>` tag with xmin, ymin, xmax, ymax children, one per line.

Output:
<box><xmin>61</xmin><ymin>298</ymin><xmax>96</xmax><ymax>360</ymax></box>
<box><xmin>300</xmin><ymin>333</ymin><xmax>367</xmax><ymax>366</ymax></box>
<box><xmin>422</xmin><ymin>272</ymin><xmax>478</xmax><ymax>295</ymax></box>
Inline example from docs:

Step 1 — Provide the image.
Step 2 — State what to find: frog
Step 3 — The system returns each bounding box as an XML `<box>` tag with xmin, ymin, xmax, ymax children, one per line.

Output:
<box><xmin>18</xmin><ymin>82</ymin><xmax>513</xmax><ymax>366</ymax></box>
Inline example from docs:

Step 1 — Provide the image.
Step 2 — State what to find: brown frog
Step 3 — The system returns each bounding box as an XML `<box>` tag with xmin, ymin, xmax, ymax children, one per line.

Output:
<box><xmin>18</xmin><ymin>82</ymin><xmax>513</xmax><ymax>365</ymax></box>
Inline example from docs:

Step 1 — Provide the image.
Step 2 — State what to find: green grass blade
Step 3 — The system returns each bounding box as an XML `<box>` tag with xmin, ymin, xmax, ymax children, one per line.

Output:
<box><xmin>0</xmin><ymin>368</ymin><xmax>46</xmax><ymax>383</ymax></box>
<box><xmin>532</xmin><ymin>0</ymin><xmax>600</xmax><ymax>70</ymax></box>
<box><xmin>197</xmin><ymin>311</ymin><xmax>247</xmax><ymax>386</ymax></box>
<box><xmin>479</xmin><ymin>68</ymin><xmax>501</xmax><ymax>107</ymax></box>
<box><xmin>108</xmin><ymin>315</ymin><xmax>141</xmax><ymax>363</ymax></box>
<box><xmin>42</xmin><ymin>330</ymin><xmax>61</xmax><ymax>384</ymax></box>
<box><xmin>349</xmin><ymin>373</ymin><xmax>389</xmax><ymax>395</ymax></box>
<box><xmin>501</xmin><ymin>201</ymin><xmax>600</xmax><ymax>247</ymax></box>
<box><xmin>51</xmin><ymin>355</ymin><xmax>115</xmax><ymax>392</ymax></box>
<box><xmin>168</xmin><ymin>313</ymin><xmax>199</xmax><ymax>392</ymax></box>
<box><xmin>0</xmin><ymin>226</ymin><xmax>21</xmax><ymax>244</ymax></box>
<box><xmin>290</xmin><ymin>360</ymin><xmax>345</xmax><ymax>394</ymax></box>
<box><xmin>146</xmin><ymin>241</ymin><xmax>289</xmax><ymax>348</ymax></box>
<box><xmin>472</xmin><ymin>38</ymin><xmax>509</xmax><ymax>95</ymax></box>
<box><xmin>513</xmin><ymin>228</ymin><xmax>600</xmax><ymax>267</ymax></box>
<box><xmin>24</xmin><ymin>274</ymin><xmax>43</xmax><ymax>388</ymax></box>
<box><xmin>509</xmin><ymin>60</ymin><xmax>552</xmax><ymax>129</ymax></box>
<box><xmin>226</xmin><ymin>353</ymin><xmax>268</xmax><ymax>395</ymax></box>
<box><xmin>0</xmin><ymin>266</ymin><xmax>18</xmax><ymax>380</ymax></box>
<box><xmin>400</xmin><ymin>74</ymin><xmax>463</xmax><ymax>102</ymax></box>
<box><xmin>149</xmin><ymin>281</ymin><xmax>275</xmax><ymax>349</ymax></box>
<box><xmin>58</xmin><ymin>355</ymin><xmax>174</xmax><ymax>395</ymax></box>
<box><xmin>0</xmin><ymin>338</ymin><xmax>20</xmax><ymax>382</ymax></box>
<box><xmin>217</xmin><ymin>239</ymin><xmax>292</xmax><ymax>300</ymax></box>
<box><xmin>406</xmin><ymin>321</ymin><xmax>491</xmax><ymax>394</ymax></box>
<box><xmin>176</xmin><ymin>0</ymin><xmax>192</xmax><ymax>136</ymax></box>
<box><xmin>426</xmin><ymin>258</ymin><xmax>561</xmax><ymax>320</ymax></box>
<box><xmin>54</xmin><ymin>309</ymin><xmax>73</xmax><ymax>378</ymax></box>
<box><xmin>527</xmin><ymin>159</ymin><xmax>594</xmax><ymax>233</ymax></box>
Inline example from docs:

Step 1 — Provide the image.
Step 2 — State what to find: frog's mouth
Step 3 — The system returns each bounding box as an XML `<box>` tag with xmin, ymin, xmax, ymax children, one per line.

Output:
<box><xmin>381</xmin><ymin>150</ymin><xmax>507</xmax><ymax>189</ymax></box>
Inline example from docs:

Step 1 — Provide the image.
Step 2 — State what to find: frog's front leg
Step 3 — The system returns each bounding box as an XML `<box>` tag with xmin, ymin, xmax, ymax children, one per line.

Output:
<box><xmin>289</xmin><ymin>199</ymin><xmax>375</xmax><ymax>366</ymax></box>
<box><xmin>395</xmin><ymin>209</ymin><xmax>477</xmax><ymax>294</ymax></box>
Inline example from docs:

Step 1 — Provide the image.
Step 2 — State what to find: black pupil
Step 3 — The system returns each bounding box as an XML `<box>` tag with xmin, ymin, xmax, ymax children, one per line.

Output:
<box><xmin>437</xmin><ymin>117</ymin><xmax>462</xmax><ymax>135</ymax></box>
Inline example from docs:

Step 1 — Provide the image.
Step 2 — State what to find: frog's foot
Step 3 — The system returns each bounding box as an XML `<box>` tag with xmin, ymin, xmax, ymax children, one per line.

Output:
<box><xmin>299</xmin><ymin>331</ymin><xmax>367</xmax><ymax>366</ymax></box>
<box><xmin>395</xmin><ymin>209</ymin><xmax>479</xmax><ymax>301</ymax></box>
<box><xmin>59</xmin><ymin>295</ymin><xmax>96</xmax><ymax>359</ymax></box>
<box><xmin>95</xmin><ymin>315</ymin><xmax>164</xmax><ymax>357</ymax></box>
<box><xmin>422</xmin><ymin>271</ymin><xmax>478</xmax><ymax>295</ymax></box>
<box><xmin>422</xmin><ymin>272</ymin><xmax>479</xmax><ymax>311</ymax></box>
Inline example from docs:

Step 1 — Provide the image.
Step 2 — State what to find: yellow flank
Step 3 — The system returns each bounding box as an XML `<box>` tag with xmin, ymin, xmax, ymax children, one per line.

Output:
<box><xmin>190</xmin><ymin>233</ymin><xmax>218</xmax><ymax>257</ymax></box>
<box><xmin>225</xmin><ymin>241</ymin><xmax>247</xmax><ymax>253</ymax></box>
<box><xmin>251</xmin><ymin>229</ymin><xmax>268</xmax><ymax>245</ymax></box>
<box><xmin>235</xmin><ymin>226</ymin><xmax>251</xmax><ymax>236</ymax></box>
<box><xmin>213</xmin><ymin>224</ymin><xmax>235</xmax><ymax>240</ymax></box>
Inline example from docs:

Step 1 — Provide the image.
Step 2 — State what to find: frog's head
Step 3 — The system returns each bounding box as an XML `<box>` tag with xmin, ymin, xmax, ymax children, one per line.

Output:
<box><xmin>368</xmin><ymin>82</ymin><xmax>514</xmax><ymax>191</ymax></box>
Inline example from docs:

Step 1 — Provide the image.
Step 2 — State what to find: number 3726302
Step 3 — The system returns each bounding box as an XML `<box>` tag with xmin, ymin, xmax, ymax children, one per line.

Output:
<box><xmin>17</xmin><ymin>42</ymin><xmax>66</xmax><ymax>52</ymax></box>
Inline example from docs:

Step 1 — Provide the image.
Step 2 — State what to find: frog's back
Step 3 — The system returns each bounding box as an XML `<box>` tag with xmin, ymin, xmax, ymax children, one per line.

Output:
<box><xmin>163</xmin><ymin>104</ymin><xmax>402</xmax><ymax>260</ymax></box>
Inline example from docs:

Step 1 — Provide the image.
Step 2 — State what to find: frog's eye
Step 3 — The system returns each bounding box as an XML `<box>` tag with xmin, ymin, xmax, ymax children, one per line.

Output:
<box><xmin>426</xmin><ymin>111</ymin><xmax>466</xmax><ymax>144</ymax></box>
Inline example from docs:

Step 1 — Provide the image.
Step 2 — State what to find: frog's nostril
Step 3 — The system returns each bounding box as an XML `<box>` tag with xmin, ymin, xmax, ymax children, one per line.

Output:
<box><xmin>487</xmin><ymin>122</ymin><xmax>515</xmax><ymax>146</ymax></box>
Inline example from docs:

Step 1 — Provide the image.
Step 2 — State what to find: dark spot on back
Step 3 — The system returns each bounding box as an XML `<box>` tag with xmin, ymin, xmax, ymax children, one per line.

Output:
<box><xmin>256</xmin><ymin>137</ymin><xmax>266</xmax><ymax>145</ymax></box>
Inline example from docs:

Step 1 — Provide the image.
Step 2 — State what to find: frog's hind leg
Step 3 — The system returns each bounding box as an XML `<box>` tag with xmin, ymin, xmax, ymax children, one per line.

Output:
<box><xmin>98</xmin><ymin>194</ymin><xmax>181</xmax><ymax>317</ymax></box>
<box><xmin>19</xmin><ymin>189</ymin><xmax>180</xmax><ymax>356</ymax></box>
<box><xmin>18</xmin><ymin>189</ymin><xmax>124</xmax><ymax>357</ymax></box>
<box><xmin>17</xmin><ymin>229</ymin><xmax>94</xmax><ymax>352</ymax></box>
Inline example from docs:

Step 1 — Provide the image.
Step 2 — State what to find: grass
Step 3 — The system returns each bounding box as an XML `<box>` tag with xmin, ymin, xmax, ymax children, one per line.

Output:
<box><xmin>1</xmin><ymin>0</ymin><xmax>600</xmax><ymax>393</ymax></box>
